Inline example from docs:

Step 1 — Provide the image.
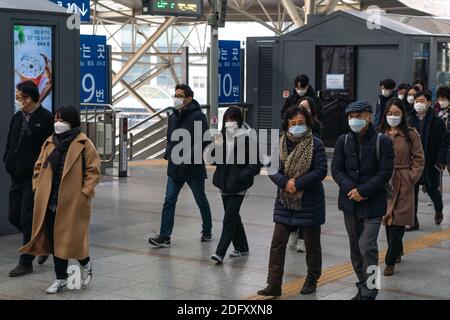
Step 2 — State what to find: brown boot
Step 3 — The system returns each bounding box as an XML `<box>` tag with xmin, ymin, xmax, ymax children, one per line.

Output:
<box><xmin>384</xmin><ymin>265</ymin><xmax>395</xmax><ymax>276</ymax></box>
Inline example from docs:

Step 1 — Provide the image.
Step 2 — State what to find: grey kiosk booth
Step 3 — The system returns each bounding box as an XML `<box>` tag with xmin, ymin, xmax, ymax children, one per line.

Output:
<box><xmin>0</xmin><ymin>0</ymin><xmax>80</xmax><ymax>236</ymax></box>
<box><xmin>246</xmin><ymin>10</ymin><xmax>450</xmax><ymax>147</ymax></box>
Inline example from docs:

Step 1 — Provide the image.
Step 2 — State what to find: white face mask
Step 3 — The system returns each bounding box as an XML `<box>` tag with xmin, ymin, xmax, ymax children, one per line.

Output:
<box><xmin>407</xmin><ymin>96</ymin><xmax>415</xmax><ymax>104</ymax></box>
<box><xmin>224</xmin><ymin>121</ymin><xmax>238</xmax><ymax>130</ymax></box>
<box><xmin>382</xmin><ymin>89</ymin><xmax>392</xmax><ymax>98</ymax></box>
<box><xmin>296</xmin><ymin>88</ymin><xmax>307</xmax><ymax>97</ymax></box>
<box><xmin>173</xmin><ymin>98</ymin><xmax>185</xmax><ymax>110</ymax></box>
<box><xmin>15</xmin><ymin>100</ymin><xmax>24</xmax><ymax>110</ymax></box>
<box><xmin>387</xmin><ymin>115</ymin><xmax>402</xmax><ymax>127</ymax></box>
<box><xmin>54</xmin><ymin>122</ymin><xmax>71</xmax><ymax>134</ymax></box>
<box><xmin>439</xmin><ymin>99</ymin><xmax>449</xmax><ymax>109</ymax></box>
<box><xmin>414</xmin><ymin>102</ymin><xmax>428</xmax><ymax>113</ymax></box>
<box><xmin>398</xmin><ymin>94</ymin><xmax>404</xmax><ymax>100</ymax></box>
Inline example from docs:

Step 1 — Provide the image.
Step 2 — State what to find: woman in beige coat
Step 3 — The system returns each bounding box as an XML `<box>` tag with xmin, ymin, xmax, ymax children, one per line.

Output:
<box><xmin>379</xmin><ymin>98</ymin><xmax>424</xmax><ymax>276</ymax></box>
<box><xmin>20</xmin><ymin>105</ymin><xmax>101</xmax><ymax>294</ymax></box>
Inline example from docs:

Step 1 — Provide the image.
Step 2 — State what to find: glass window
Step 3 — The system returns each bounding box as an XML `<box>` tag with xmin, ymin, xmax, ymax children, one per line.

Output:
<box><xmin>193</xmin><ymin>76</ymin><xmax>206</xmax><ymax>89</ymax></box>
<box><xmin>437</xmin><ymin>42</ymin><xmax>450</xmax><ymax>88</ymax></box>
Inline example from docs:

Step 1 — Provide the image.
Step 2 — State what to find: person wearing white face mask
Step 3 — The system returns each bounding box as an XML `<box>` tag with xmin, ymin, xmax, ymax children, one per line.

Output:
<box><xmin>20</xmin><ymin>105</ymin><xmax>101</xmax><ymax>294</ymax></box>
<box><xmin>374</xmin><ymin>78</ymin><xmax>396</xmax><ymax>129</ymax></box>
<box><xmin>435</xmin><ymin>86</ymin><xmax>450</xmax><ymax>176</ymax></box>
<box><xmin>149</xmin><ymin>84</ymin><xmax>213</xmax><ymax>248</ymax></box>
<box><xmin>210</xmin><ymin>107</ymin><xmax>261</xmax><ymax>264</ymax></box>
<box><xmin>396</xmin><ymin>83</ymin><xmax>409</xmax><ymax>102</ymax></box>
<box><xmin>379</xmin><ymin>98</ymin><xmax>424</xmax><ymax>276</ymax></box>
<box><xmin>407</xmin><ymin>91</ymin><xmax>448</xmax><ymax>231</ymax></box>
<box><xmin>332</xmin><ymin>101</ymin><xmax>394</xmax><ymax>300</ymax></box>
<box><xmin>281</xmin><ymin>74</ymin><xmax>324</xmax><ymax>121</ymax></box>
<box><xmin>258</xmin><ymin>105</ymin><xmax>327</xmax><ymax>297</ymax></box>
<box><xmin>3</xmin><ymin>81</ymin><xmax>54</xmax><ymax>278</ymax></box>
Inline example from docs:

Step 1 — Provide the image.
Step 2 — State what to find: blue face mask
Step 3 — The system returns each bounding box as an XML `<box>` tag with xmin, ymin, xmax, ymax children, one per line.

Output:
<box><xmin>288</xmin><ymin>125</ymin><xmax>307</xmax><ymax>137</ymax></box>
<box><xmin>348</xmin><ymin>118</ymin><xmax>367</xmax><ymax>133</ymax></box>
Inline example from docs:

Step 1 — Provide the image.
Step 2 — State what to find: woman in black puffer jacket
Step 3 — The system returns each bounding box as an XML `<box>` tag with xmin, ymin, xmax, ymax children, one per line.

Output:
<box><xmin>210</xmin><ymin>107</ymin><xmax>261</xmax><ymax>263</ymax></box>
<box><xmin>258</xmin><ymin>105</ymin><xmax>328</xmax><ymax>297</ymax></box>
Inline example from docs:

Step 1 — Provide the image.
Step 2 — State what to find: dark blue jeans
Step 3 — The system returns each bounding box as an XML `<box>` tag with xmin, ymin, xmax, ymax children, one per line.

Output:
<box><xmin>159</xmin><ymin>176</ymin><xmax>212</xmax><ymax>239</ymax></box>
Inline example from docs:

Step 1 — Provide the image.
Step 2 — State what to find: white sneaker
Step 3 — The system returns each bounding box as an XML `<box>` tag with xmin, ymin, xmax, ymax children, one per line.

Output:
<box><xmin>80</xmin><ymin>262</ymin><xmax>92</xmax><ymax>288</ymax></box>
<box><xmin>229</xmin><ymin>250</ymin><xmax>249</xmax><ymax>258</ymax></box>
<box><xmin>288</xmin><ymin>231</ymin><xmax>299</xmax><ymax>249</ymax></box>
<box><xmin>211</xmin><ymin>254</ymin><xmax>224</xmax><ymax>264</ymax></box>
<box><xmin>296</xmin><ymin>239</ymin><xmax>306</xmax><ymax>253</ymax></box>
<box><xmin>46</xmin><ymin>279</ymin><xmax>67</xmax><ymax>294</ymax></box>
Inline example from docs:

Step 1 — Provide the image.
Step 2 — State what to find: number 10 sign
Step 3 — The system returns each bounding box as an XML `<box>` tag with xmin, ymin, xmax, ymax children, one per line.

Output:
<box><xmin>80</xmin><ymin>35</ymin><xmax>108</xmax><ymax>104</ymax></box>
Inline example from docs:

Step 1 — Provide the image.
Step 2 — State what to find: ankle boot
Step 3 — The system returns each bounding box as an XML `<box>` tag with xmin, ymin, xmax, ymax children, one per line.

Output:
<box><xmin>257</xmin><ymin>284</ymin><xmax>282</xmax><ymax>297</ymax></box>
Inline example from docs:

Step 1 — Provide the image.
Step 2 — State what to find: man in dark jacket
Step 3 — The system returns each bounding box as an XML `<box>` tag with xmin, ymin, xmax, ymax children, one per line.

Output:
<box><xmin>149</xmin><ymin>84</ymin><xmax>212</xmax><ymax>248</ymax></box>
<box><xmin>373</xmin><ymin>78</ymin><xmax>396</xmax><ymax>128</ymax></box>
<box><xmin>3</xmin><ymin>80</ymin><xmax>54</xmax><ymax>277</ymax></box>
<box><xmin>332</xmin><ymin>101</ymin><xmax>394</xmax><ymax>300</ymax></box>
<box><xmin>408</xmin><ymin>91</ymin><xmax>448</xmax><ymax>230</ymax></box>
<box><xmin>281</xmin><ymin>74</ymin><xmax>323</xmax><ymax>121</ymax></box>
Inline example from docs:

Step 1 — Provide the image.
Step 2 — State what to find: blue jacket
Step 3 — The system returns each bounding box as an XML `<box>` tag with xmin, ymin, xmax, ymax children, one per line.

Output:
<box><xmin>331</xmin><ymin>123</ymin><xmax>394</xmax><ymax>219</ymax></box>
<box><xmin>164</xmin><ymin>99</ymin><xmax>209</xmax><ymax>181</ymax></box>
<box><xmin>269</xmin><ymin>136</ymin><xmax>328</xmax><ymax>227</ymax></box>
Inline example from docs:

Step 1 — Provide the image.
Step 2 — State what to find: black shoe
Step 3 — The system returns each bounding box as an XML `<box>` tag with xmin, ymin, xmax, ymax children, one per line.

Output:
<box><xmin>9</xmin><ymin>264</ymin><xmax>33</xmax><ymax>277</ymax></box>
<box><xmin>257</xmin><ymin>284</ymin><xmax>282</xmax><ymax>297</ymax></box>
<box><xmin>360</xmin><ymin>296</ymin><xmax>376</xmax><ymax>300</ymax></box>
<box><xmin>38</xmin><ymin>255</ymin><xmax>49</xmax><ymax>265</ymax></box>
<box><xmin>200</xmin><ymin>230</ymin><xmax>212</xmax><ymax>242</ymax></box>
<box><xmin>149</xmin><ymin>235</ymin><xmax>171</xmax><ymax>248</ymax></box>
<box><xmin>300</xmin><ymin>278</ymin><xmax>317</xmax><ymax>295</ymax></box>
<box><xmin>435</xmin><ymin>211</ymin><xmax>444</xmax><ymax>225</ymax></box>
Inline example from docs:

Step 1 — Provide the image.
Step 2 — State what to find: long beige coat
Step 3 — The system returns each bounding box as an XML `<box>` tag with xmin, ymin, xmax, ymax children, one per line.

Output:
<box><xmin>386</xmin><ymin>128</ymin><xmax>425</xmax><ymax>226</ymax></box>
<box><xmin>19</xmin><ymin>133</ymin><xmax>101</xmax><ymax>260</ymax></box>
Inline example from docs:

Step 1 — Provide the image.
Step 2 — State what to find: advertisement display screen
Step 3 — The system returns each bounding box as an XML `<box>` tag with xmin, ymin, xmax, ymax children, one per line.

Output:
<box><xmin>13</xmin><ymin>25</ymin><xmax>53</xmax><ymax>112</ymax></box>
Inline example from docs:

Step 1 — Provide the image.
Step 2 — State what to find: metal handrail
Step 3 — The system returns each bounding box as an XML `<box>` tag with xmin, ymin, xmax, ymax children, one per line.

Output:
<box><xmin>80</xmin><ymin>103</ymin><xmax>116</xmax><ymax>165</ymax></box>
<box><xmin>118</xmin><ymin>106</ymin><xmax>173</xmax><ymax>138</ymax></box>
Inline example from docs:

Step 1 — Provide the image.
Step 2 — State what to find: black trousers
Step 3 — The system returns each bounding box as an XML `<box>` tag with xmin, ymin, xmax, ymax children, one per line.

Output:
<box><xmin>414</xmin><ymin>184</ymin><xmax>443</xmax><ymax>225</ymax></box>
<box><xmin>8</xmin><ymin>181</ymin><xmax>35</xmax><ymax>266</ymax></box>
<box><xmin>215</xmin><ymin>195</ymin><xmax>249</xmax><ymax>258</ymax></box>
<box><xmin>267</xmin><ymin>223</ymin><xmax>322</xmax><ymax>285</ymax></box>
<box><xmin>385</xmin><ymin>225</ymin><xmax>405</xmax><ymax>266</ymax></box>
<box><xmin>45</xmin><ymin>209</ymin><xmax>90</xmax><ymax>280</ymax></box>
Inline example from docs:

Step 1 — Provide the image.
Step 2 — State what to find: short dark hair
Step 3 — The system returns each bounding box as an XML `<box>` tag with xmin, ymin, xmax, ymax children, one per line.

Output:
<box><xmin>294</xmin><ymin>74</ymin><xmax>309</xmax><ymax>88</ymax></box>
<box><xmin>16</xmin><ymin>80</ymin><xmax>40</xmax><ymax>103</ymax></box>
<box><xmin>413</xmin><ymin>77</ymin><xmax>426</xmax><ymax>88</ymax></box>
<box><xmin>397</xmin><ymin>83</ymin><xmax>410</xmax><ymax>91</ymax></box>
<box><xmin>281</xmin><ymin>104</ymin><xmax>313</xmax><ymax>132</ymax></box>
<box><xmin>221</xmin><ymin>106</ymin><xmax>243</xmax><ymax>136</ymax></box>
<box><xmin>436</xmin><ymin>86</ymin><xmax>450</xmax><ymax>100</ymax></box>
<box><xmin>380</xmin><ymin>78</ymin><xmax>396</xmax><ymax>90</ymax></box>
<box><xmin>414</xmin><ymin>90</ymin><xmax>432</xmax><ymax>102</ymax></box>
<box><xmin>175</xmin><ymin>84</ymin><xmax>194</xmax><ymax>98</ymax></box>
<box><xmin>55</xmin><ymin>105</ymin><xmax>80</xmax><ymax>128</ymax></box>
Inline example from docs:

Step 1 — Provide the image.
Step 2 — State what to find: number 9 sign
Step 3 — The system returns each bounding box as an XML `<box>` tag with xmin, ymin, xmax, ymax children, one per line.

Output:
<box><xmin>80</xmin><ymin>35</ymin><xmax>108</xmax><ymax>105</ymax></box>
<box><xmin>82</xmin><ymin>73</ymin><xmax>96</xmax><ymax>102</ymax></box>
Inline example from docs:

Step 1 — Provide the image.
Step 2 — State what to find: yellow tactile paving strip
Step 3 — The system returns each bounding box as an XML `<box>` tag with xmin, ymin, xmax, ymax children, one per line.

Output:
<box><xmin>244</xmin><ymin>227</ymin><xmax>450</xmax><ymax>300</ymax></box>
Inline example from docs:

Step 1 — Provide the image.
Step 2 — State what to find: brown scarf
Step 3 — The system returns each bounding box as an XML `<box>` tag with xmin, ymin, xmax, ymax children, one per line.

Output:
<box><xmin>279</xmin><ymin>130</ymin><xmax>314</xmax><ymax>210</ymax></box>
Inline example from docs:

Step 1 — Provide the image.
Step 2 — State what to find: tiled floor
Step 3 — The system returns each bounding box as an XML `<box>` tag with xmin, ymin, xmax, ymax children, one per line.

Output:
<box><xmin>0</xmin><ymin>161</ymin><xmax>449</xmax><ymax>300</ymax></box>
